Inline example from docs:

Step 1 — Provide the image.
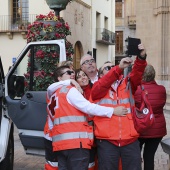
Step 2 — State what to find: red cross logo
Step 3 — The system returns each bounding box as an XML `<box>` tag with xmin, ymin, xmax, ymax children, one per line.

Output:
<box><xmin>48</xmin><ymin>96</ymin><xmax>56</xmax><ymax>116</ymax></box>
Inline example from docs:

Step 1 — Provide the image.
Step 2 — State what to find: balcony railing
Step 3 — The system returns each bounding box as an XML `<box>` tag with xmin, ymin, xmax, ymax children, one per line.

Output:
<box><xmin>96</xmin><ymin>28</ymin><xmax>115</xmax><ymax>45</ymax></box>
<box><xmin>127</xmin><ymin>15</ymin><xmax>136</xmax><ymax>29</ymax></box>
<box><xmin>0</xmin><ymin>15</ymin><xmax>37</xmax><ymax>32</ymax></box>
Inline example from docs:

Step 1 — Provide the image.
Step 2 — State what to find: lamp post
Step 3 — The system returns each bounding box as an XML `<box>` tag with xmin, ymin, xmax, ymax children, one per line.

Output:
<box><xmin>45</xmin><ymin>0</ymin><xmax>71</xmax><ymax>16</ymax></box>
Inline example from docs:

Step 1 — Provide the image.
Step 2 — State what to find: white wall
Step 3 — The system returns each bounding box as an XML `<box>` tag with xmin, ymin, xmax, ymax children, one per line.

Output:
<box><xmin>91</xmin><ymin>0</ymin><xmax>115</xmax><ymax>67</ymax></box>
<box><xmin>0</xmin><ymin>0</ymin><xmax>8</xmax><ymax>15</ymax></box>
<box><xmin>0</xmin><ymin>0</ymin><xmax>51</xmax><ymax>75</ymax></box>
<box><xmin>0</xmin><ymin>34</ymin><xmax>27</xmax><ymax>75</ymax></box>
<box><xmin>29</xmin><ymin>0</ymin><xmax>50</xmax><ymax>15</ymax></box>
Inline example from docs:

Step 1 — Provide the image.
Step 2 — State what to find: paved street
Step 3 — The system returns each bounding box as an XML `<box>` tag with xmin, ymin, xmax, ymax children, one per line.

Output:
<box><xmin>13</xmin><ymin>111</ymin><xmax>170</xmax><ymax>170</ymax></box>
<box><xmin>13</xmin><ymin>127</ymin><xmax>44</xmax><ymax>170</ymax></box>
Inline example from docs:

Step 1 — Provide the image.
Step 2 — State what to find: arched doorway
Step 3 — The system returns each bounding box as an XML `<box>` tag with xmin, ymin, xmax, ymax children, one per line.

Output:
<box><xmin>73</xmin><ymin>41</ymin><xmax>83</xmax><ymax>69</ymax></box>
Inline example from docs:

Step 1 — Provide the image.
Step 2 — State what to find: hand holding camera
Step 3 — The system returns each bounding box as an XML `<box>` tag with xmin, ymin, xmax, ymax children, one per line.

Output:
<box><xmin>119</xmin><ymin>57</ymin><xmax>133</xmax><ymax>70</ymax></box>
<box><xmin>138</xmin><ymin>44</ymin><xmax>146</xmax><ymax>58</ymax></box>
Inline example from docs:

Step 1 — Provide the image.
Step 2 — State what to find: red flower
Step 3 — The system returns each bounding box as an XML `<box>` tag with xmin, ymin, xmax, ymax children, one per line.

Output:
<box><xmin>65</xmin><ymin>22</ymin><xmax>70</xmax><ymax>30</ymax></box>
<box><xmin>36</xmin><ymin>50</ymin><xmax>45</xmax><ymax>59</ymax></box>
<box><xmin>55</xmin><ymin>33</ymin><xmax>60</xmax><ymax>38</ymax></box>
<box><xmin>24</xmin><ymin>81</ymin><xmax>28</xmax><ymax>87</ymax></box>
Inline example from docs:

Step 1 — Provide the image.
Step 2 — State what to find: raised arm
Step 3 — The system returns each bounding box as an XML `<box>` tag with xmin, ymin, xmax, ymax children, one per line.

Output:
<box><xmin>91</xmin><ymin>57</ymin><xmax>133</xmax><ymax>101</ymax></box>
<box><xmin>91</xmin><ymin>65</ymin><xmax>123</xmax><ymax>100</ymax></box>
<box><xmin>126</xmin><ymin>44</ymin><xmax>147</xmax><ymax>94</ymax></box>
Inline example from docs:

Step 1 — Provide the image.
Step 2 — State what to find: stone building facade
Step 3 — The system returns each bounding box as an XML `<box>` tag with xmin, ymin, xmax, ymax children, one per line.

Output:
<box><xmin>0</xmin><ymin>0</ymin><xmax>115</xmax><ymax>74</ymax></box>
<box><xmin>115</xmin><ymin>0</ymin><xmax>170</xmax><ymax>111</ymax></box>
<box><xmin>136</xmin><ymin>0</ymin><xmax>170</xmax><ymax>111</ymax></box>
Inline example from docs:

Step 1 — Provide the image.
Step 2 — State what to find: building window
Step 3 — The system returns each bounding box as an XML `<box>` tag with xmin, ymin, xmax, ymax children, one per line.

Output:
<box><xmin>115</xmin><ymin>1</ymin><xmax>122</xmax><ymax>18</ymax></box>
<box><xmin>115</xmin><ymin>31</ymin><xmax>123</xmax><ymax>54</ymax></box>
<box><xmin>104</xmin><ymin>16</ymin><xmax>108</xmax><ymax>29</ymax></box>
<box><xmin>13</xmin><ymin>0</ymin><xmax>29</xmax><ymax>24</ymax></box>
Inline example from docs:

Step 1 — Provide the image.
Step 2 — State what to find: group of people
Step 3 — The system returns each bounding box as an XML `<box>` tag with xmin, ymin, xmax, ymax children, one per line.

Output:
<box><xmin>44</xmin><ymin>43</ymin><xmax>167</xmax><ymax>170</ymax></box>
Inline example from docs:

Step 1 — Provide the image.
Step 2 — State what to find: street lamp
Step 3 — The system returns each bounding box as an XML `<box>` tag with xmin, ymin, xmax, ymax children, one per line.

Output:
<box><xmin>45</xmin><ymin>0</ymin><xmax>71</xmax><ymax>16</ymax></box>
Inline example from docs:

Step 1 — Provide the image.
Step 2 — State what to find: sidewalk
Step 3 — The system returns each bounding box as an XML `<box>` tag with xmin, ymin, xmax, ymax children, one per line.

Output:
<box><xmin>151</xmin><ymin>110</ymin><xmax>170</xmax><ymax>170</ymax></box>
<box><xmin>13</xmin><ymin>127</ymin><xmax>44</xmax><ymax>170</ymax></box>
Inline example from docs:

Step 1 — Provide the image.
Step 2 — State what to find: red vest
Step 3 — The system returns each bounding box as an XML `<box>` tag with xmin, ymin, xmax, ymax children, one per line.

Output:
<box><xmin>51</xmin><ymin>85</ymin><xmax>93</xmax><ymax>151</ymax></box>
<box><xmin>92</xmin><ymin>80</ymin><xmax>139</xmax><ymax>140</ymax></box>
<box><xmin>44</xmin><ymin>95</ymin><xmax>53</xmax><ymax>136</ymax></box>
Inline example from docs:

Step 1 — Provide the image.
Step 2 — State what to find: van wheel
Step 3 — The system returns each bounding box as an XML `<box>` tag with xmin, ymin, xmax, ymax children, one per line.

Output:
<box><xmin>0</xmin><ymin>124</ymin><xmax>14</xmax><ymax>170</ymax></box>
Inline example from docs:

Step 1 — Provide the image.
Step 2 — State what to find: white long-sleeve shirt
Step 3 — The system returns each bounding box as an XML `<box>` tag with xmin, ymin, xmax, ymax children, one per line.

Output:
<box><xmin>67</xmin><ymin>87</ymin><xmax>113</xmax><ymax>118</ymax></box>
<box><xmin>45</xmin><ymin>81</ymin><xmax>114</xmax><ymax>140</ymax></box>
<box><xmin>47</xmin><ymin>79</ymin><xmax>71</xmax><ymax>100</ymax></box>
<box><xmin>47</xmin><ymin>80</ymin><xmax>114</xmax><ymax>118</ymax></box>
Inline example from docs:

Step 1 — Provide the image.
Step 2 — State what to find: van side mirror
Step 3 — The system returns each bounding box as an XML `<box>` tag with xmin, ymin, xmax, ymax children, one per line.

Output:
<box><xmin>8</xmin><ymin>75</ymin><xmax>25</xmax><ymax>98</ymax></box>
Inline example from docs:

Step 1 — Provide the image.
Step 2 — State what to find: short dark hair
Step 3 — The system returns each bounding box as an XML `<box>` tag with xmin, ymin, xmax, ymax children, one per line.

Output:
<box><xmin>57</xmin><ymin>60</ymin><xmax>73</xmax><ymax>68</ymax></box>
<box><xmin>54</xmin><ymin>65</ymin><xmax>70</xmax><ymax>82</ymax></box>
<box><xmin>98</xmin><ymin>61</ymin><xmax>113</xmax><ymax>78</ymax></box>
<box><xmin>98</xmin><ymin>67</ymin><xmax>103</xmax><ymax>78</ymax></box>
<box><xmin>103</xmin><ymin>61</ymin><xmax>111</xmax><ymax>65</ymax></box>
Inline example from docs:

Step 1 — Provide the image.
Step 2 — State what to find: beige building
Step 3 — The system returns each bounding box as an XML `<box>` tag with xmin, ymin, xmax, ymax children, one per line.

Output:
<box><xmin>115</xmin><ymin>0</ymin><xmax>136</xmax><ymax>64</ymax></box>
<box><xmin>136</xmin><ymin>0</ymin><xmax>170</xmax><ymax>111</ymax></box>
<box><xmin>0</xmin><ymin>0</ymin><xmax>115</xmax><ymax>74</ymax></box>
<box><xmin>115</xmin><ymin>0</ymin><xmax>170</xmax><ymax>110</ymax></box>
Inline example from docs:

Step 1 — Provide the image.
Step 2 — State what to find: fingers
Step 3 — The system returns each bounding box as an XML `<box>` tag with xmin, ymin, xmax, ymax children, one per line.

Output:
<box><xmin>138</xmin><ymin>44</ymin><xmax>144</xmax><ymax>50</ymax></box>
<box><xmin>71</xmin><ymin>79</ymin><xmax>77</xmax><ymax>86</ymax></box>
<box><xmin>71</xmin><ymin>80</ymin><xmax>83</xmax><ymax>94</ymax></box>
<box><xmin>121</xmin><ymin>108</ymin><xmax>128</xmax><ymax>115</ymax></box>
<box><xmin>113</xmin><ymin>106</ymin><xmax>128</xmax><ymax>116</ymax></box>
<box><xmin>119</xmin><ymin>57</ymin><xmax>133</xmax><ymax>69</ymax></box>
<box><xmin>138</xmin><ymin>44</ymin><xmax>146</xmax><ymax>55</ymax></box>
<box><xmin>123</xmin><ymin>57</ymin><xmax>133</xmax><ymax>63</ymax></box>
<box><xmin>119</xmin><ymin>109</ymin><xmax>128</xmax><ymax>116</ymax></box>
<box><xmin>76</xmin><ymin>86</ymin><xmax>83</xmax><ymax>94</ymax></box>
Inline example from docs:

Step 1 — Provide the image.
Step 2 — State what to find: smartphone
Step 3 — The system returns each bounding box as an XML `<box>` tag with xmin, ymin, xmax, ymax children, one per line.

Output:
<box><xmin>127</xmin><ymin>37</ymin><xmax>141</xmax><ymax>56</ymax></box>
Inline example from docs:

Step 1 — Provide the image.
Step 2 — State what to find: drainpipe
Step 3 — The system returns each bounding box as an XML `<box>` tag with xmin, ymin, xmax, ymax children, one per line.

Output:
<box><xmin>161</xmin><ymin>0</ymin><xmax>168</xmax><ymax>81</ymax></box>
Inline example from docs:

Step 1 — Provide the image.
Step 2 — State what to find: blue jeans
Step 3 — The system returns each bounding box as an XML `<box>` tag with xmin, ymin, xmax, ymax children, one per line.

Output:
<box><xmin>96</xmin><ymin>139</ymin><xmax>141</xmax><ymax>170</ymax></box>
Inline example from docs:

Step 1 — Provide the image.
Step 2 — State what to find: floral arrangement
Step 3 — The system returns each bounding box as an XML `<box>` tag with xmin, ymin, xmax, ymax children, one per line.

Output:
<box><xmin>35</xmin><ymin>11</ymin><xmax>59</xmax><ymax>21</ymax></box>
<box><xmin>27</xmin><ymin>12</ymin><xmax>71</xmax><ymax>42</ymax></box>
<box><xmin>25</xmin><ymin>11</ymin><xmax>74</xmax><ymax>91</ymax></box>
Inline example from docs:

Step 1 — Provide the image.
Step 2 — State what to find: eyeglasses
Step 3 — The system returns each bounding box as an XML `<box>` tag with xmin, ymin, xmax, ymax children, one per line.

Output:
<box><xmin>103</xmin><ymin>65</ymin><xmax>114</xmax><ymax>71</ymax></box>
<box><xmin>60</xmin><ymin>70</ymin><xmax>75</xmax><ymax>76</ymax></box>
<box><xmin>82</xmin><ymin>59</ymin><xmax>95</xmax><ymax>65</ymax></box>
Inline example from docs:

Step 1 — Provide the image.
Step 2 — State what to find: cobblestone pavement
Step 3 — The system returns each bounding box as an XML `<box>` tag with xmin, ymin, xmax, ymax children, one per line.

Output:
<box><xmin>13</xmin><ymin>111</ymin><xmax>170</xmax><ymax>170</ymax></box>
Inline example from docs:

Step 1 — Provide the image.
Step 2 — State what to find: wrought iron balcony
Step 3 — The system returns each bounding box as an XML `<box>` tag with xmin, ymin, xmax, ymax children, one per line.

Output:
<box><xmin>127</xmin><ymin>15</ymin><xmax>136</xmax><ymax>29</ymax></box>
<box><xmin>0</xmin><ymin>15</ymin><xmax>36</xmax><ymax>32</ymax></box>
<box><xmin>96</xmin><ymin>28</ymin><xmax>115</xmax><ymax>45</ymax></box>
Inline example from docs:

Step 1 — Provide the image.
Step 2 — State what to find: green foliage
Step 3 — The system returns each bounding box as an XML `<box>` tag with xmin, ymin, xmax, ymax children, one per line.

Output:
<box><xmin>25</xmin><ymin>11</ymin><xmax>74</xmax><ymax>91</ymax></box>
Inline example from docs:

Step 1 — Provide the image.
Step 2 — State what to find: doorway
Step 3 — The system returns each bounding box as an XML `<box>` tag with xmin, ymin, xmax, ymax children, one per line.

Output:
<box><xmin>73</xmin><ymin>41</ymin><xmax>83</xmax><ymax>69</ymax></box>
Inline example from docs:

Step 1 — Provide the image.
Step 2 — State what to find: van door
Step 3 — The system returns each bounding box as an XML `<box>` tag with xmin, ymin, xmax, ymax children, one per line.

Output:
<box><xmin>5</xmin><ymin>40</ymin><xmax>66</xmax><ymax>156</ymax></box>
<box><xmin>0</xmin><ymin>57</ymin><xmax>4</xmax><ymax>116</ymax></box>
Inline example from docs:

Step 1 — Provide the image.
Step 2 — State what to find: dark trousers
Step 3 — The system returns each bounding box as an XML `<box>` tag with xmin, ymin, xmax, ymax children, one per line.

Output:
<box><xmin>44</xmin><ymin>138</ymin><xmax>58</xmax><ymax>162</ymax></box>
<box><xmin>96</xmin><ymin>139</ymin><xmax>141</xmax><ymax>170</ymax></box>
<box><xmin>56</xmin><ymin>148</ymin><xmax>90</xmax><ymax>170</ymax></box>
<box><xmin>139</xmin><ymin>137</ymin><xmax>163</xmax><ymax>170</ymax></box>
